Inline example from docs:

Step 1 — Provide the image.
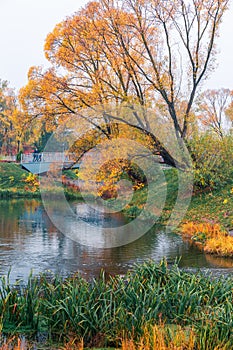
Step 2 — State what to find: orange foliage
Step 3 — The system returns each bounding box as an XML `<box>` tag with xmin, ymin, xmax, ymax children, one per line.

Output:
<box><xmin>181</xmin><ymin>222</ymin><xmax>226</xmax><ymax>240</ymax></box>
<box><xmin>18</xmin><ymin>0</ymin><xmax>229</xmax><ymax>146</ymax></box>
<box><xmin>181</xmin><ymin>221</ymin><xmax>233</xmax><ymax>257</ymax></box>
<box><xmin>204</xmin><ymin>236</ymin><xmax>233</xmax><ymax>257</ymax></box>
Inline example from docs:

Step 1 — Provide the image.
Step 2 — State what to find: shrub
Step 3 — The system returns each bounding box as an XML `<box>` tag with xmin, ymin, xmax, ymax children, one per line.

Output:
<box><xmin>181</xmin><ymin>221</ymin><xmax>233</xmax><ymax>256</ymax></box>
<box><xmin>188</xmin><ymin>133</ymin><xmax>233</xmax><ymax>190</ymax></box>
<box><xmin>204</xmin><ymin>235</ymin><xmax>233</xmax><ymax>256</ymax></box>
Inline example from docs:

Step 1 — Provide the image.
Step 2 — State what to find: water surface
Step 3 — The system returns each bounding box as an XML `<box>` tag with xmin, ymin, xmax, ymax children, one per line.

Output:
<box><xmin>0</xmin><ymin>199</ymin><xmax>233</xmax><ymax>283</ymax></box>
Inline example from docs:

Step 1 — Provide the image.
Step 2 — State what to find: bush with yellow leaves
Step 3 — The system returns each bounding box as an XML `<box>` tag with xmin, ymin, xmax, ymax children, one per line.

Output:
<box><xmin>181</xmin><ymin>221</ymin><xmax>233</xmax><ymax>257</ymax></box>
<box><xmin>23</xmin><ymin>173</ymin><xmax>39</xmax><ymax>192</ymax></box>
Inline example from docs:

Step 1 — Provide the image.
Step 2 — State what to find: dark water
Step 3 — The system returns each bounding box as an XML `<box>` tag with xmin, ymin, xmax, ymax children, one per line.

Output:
<box><xmin>0</xmin><ymin>199</ymin><xmax>233</xmax><ymax>283</ymax></box>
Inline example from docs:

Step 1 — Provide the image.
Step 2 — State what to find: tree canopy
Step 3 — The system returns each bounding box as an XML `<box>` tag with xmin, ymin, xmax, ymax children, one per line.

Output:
<box><xmin>18</xmin><ymin>0</ymin><xmax>229</xmax><ymax>165</ymax></box>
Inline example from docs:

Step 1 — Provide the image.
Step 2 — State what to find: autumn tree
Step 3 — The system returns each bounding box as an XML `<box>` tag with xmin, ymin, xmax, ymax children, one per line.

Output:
<box><xmin>0</xmin><ymin>79</ymin><xmax>37</xmax><ymax>155</ymax></box>
<box><xmin>19</xmin><ymin>0</ymin><xmax>229</xmax><ymax>167</ymax></box>
<box><xmin>0</xmin><ymin>80</ymin><xmax>19</xmax><ymax>154</ymax></box>
<box><xmin>197</xmin><ymin>88</ymin><xmax>232</xmax><ymax>138</ymax></box>
<box><xmin>225</xmin><ymin>91</ymin><xmax>233</xmax><ymax>126</ymax></box>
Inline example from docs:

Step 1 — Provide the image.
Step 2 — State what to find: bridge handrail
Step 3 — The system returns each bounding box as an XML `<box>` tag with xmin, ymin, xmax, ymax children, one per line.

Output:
<box><xmin>0</xmin><ymin>155</ymin><xmax>16</xmax><ymax>162</ymax></box>
<box><xmin>21</xmin><ymin>152</ymin><xmax>76</xmax><ymax>164</ymax></box>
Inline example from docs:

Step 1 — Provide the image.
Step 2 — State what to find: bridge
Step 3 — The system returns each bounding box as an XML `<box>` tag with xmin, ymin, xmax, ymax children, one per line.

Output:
<box><xmin>21</xmin><ymin>152</ymin><xmax>78</xmax><ymax>174</ymax></box>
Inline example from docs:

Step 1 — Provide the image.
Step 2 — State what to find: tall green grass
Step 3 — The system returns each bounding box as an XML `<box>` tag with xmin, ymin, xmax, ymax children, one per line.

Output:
<box><xmin>0</xmin><ymin>260</ymin><xmax>232</xmax><ymax>349</ymax></box>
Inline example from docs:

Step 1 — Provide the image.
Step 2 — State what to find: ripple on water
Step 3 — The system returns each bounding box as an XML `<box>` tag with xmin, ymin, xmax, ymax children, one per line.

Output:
<box><xmin>0</xmin><ymin>198</ymin><xmax>233</xmax><ymax>283</ymax></box>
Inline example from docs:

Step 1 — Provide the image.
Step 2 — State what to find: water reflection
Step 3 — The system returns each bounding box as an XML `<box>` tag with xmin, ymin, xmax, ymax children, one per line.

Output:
<box><xmin>0</xmin><ymin>199</ymin><xmax>233</xmax><ymax>283</ymax></box>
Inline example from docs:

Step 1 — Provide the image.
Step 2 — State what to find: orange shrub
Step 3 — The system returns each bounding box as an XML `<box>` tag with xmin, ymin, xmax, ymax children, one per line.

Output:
<box><xmin>181</xmin><ymin>222</ymin><xmax>227</xmax><ymax>241</ymax></box>
<box><xmin>204</xmin><ymin>235</ymin><xmax>233</xmax><ymax>257</ymax></box>
<box><xmin>181</xmin><ymin>221</ymin><xmax>233</xmax><ymax>256</ymax></box>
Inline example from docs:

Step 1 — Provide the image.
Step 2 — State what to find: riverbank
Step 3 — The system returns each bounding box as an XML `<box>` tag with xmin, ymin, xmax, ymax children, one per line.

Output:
<box><xmin>180</xmin><ymin>180</ymin><xmax>233</xmax><ymax>257</ymax></box>
<box><xmin>0</xmin><ymin>260</ymin><xmax>232</xmax><ymax>350</ymax></box>
<box><xmin>1</xmin><ymin>163</ymin><xmax>233</xmax><ymax>257</ymax></box>
<box><xmin>0</xmin><ymin>163</ymin><xmax>82</xmax><ymax>199</ymax></box>
<box><xmin>0</xmin><ymin>163</ymin><xmax>38</xmax><ymax>198</ymax></box>
<box><xmin>124</xmin><ymin>167</ymin><xmax>233</xmax><ymax>229</ymax></box>
<box><xmin>1</xmin><ymin>164</ymin><xmax>232</xmax><ymax>229</ymax></box>
<box><xmin>122</xmin><ymin>167</ymin><xmax>233</xmax><ymax>256</ymax></box>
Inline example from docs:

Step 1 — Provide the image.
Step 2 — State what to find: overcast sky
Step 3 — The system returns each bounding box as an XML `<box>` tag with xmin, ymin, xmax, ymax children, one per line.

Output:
<box><xmin>0</xmin><ymin>0</ymin><xmax>232</xmax><ymax>91</ymax></box>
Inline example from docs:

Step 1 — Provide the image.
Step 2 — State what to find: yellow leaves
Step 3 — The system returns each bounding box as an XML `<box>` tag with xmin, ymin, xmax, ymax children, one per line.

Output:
<box><xmin>200</xmin><ymin>178</ymin><xmax>205</xmax><ymax>186</ymax></box>
<box><xmin>22</xmin><ymin>0</ymin><xmax>153</xmax><ymax>125</ymax></box>
<box><xmin>181</xmin><ymin>221</ymin><xmax>233</xmax><ymax>257</ymax></box>
<box><xmin>0</xmin><ymin>80</ymin><xmax>25</xmax><ymax>153</ymax></box>
<box><xmin>181</xmin><ymin>222</ymin><xmax>226</xmax><ymax>239</ymax></box>
<box><xmin>204</xmin><ymin>236</ymin><xmax>233</xmax><ymax>257</ymax></box>
<box><xmin>133</xmin><ymin>182</ymin><xmax>144</xmax><ymax>190</ymax></box>
<box><xmin>223</xmin><ymin>199</ymin><xmax>228</xmax><ymax>204</ymax></box>
<box><xmin>74</xmin><ymin>127</ymin><xmax>147</xmax><ymax>197</ymax></box>
<box><xmin>9</xmin><ymin>176</ymin><xmax>14</xmax><ymax>183</ymax></box>
<box><xmin>19</xmin><ymin>65</ymin><xmax>77</xmax><ymax>134</ymax></box>
<box><xmin>17</xmin><ymin>0</ymin><xmax>230</xmax><ymax>160</ymax></box>
<box><xmin>24</xmin><ymin>173</ymin><xmax>39</xmax><ymax>192</ymax></box>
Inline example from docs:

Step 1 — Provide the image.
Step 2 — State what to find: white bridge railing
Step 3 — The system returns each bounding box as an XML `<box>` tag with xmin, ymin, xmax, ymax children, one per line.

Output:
<box><xmin>0</xmin><ymin>155</ymin><xmax>16</xmax><ymax>162</ymax></box>
<box><xmin>21</xmin><ymin>152</ymin><xmax>76</xmax><ymax>164</ymax></box>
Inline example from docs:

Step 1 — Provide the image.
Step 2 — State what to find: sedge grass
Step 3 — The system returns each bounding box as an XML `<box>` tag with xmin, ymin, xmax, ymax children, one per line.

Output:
<box><xmin>0</xmin><ymin>260</ymin><xmax>232</xmax><ymax>349</ymax></box>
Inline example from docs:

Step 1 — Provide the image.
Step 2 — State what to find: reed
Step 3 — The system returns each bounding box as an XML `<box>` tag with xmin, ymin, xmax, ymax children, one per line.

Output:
<box><xmin>122</xmin><ymin>324</ymin><xmax>196</xmax><ymax>350</ymax></box>
<box><xmin>0</xmin><ymin>260</ymin><xmax>232</xmax><ymax>349</ymax></box>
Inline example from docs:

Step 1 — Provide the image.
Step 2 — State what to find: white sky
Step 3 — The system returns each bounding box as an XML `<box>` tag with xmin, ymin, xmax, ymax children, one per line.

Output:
<box><xmin>0</xmin><ymin>0</ymin><xmax>232</xmax><ymax>92</ymax></box>
<box><xmin>0</xmin><ymin>0</ymin><xmax>87</xmax><ymax>91</ymax></box>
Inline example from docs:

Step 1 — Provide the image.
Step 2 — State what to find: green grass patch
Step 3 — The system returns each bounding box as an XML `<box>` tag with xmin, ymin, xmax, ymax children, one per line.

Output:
<box><xmin>122</xmin><ymin>167</ymin><xmax>179</xmax><ymax>221</ymax></box>
<box><xmin>0</xmin><ymin>163</ymin><xmax>29</xmax><ymax>190</ymax></box>
<box><xmin>0</xmin><ymin>163</ymin><xmax>41</xmax><ymax>198</ymax></box>
<box><xmin>184</xmin><ymin>182</ymin><xmax>233</xmax><ymax>229</ymax></box>
<box><xmin>0</xmin><ymin>163</ymin><xmax>83</xmax><ymax>199</ymax></box>
<box><xmin>123</xmin><ymin>167</ymin><xmax>233</xmax><ymax>230</ymax></box>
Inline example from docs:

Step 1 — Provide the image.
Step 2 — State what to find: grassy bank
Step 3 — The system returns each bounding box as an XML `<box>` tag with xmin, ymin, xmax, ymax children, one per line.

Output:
<box><xmin>180</xmin><ymin>180</ymin><xmax>233</xmax><ymax>257</ymax></box>
<box><xmin>0</xmin><ymin>163</ymin><xmax>82</xmax><ymax>199</ymax></box>
<box><xmin>124</xmin><ymin>167</ymin><xmax>233</xmax><ymax>229</ymax></box>
<box><xmin>0</xmin><ymin>163</ymin><xmax>40</xmax><ymax>198</ymax></box>
<box><xmin>185</xmin><ymin>183</ymin><xmax>233</xmax><ymax>229</ymax></box>
<box><xmin>122</xmin><ymin>167</ymin><xmax>233</xmax><ymax>256</ymax></box>
<box><xmin>0</xmin><ymin>260</ymin><xmax>232</xmax><ymax>349</ymax></box>
<box><xmin>1</xmin><ymin>164</ymin><xmax>232</xmax><ymax>229</ymax></box>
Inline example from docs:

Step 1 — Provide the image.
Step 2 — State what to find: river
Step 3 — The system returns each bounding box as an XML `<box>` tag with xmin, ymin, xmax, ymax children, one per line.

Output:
<box><xmin>0</xmin><ymin>198</ymin><xmax>233</xmax><ymax>283</ymax></box>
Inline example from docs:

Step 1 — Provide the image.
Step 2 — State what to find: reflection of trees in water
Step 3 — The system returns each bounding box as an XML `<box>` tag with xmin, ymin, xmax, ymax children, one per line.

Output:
<box><xmin>67</xmin><ymin>225</ymin><xmax>206</xmax><ymax>278</ymax></box>
<box><xmin>0</xmin><ymin>198</ymin><xmax>58</xmax><ymax>243</ymax></box>
<box><xmin>1</xmin><ymin>199</ymin><xmax>233</xmax><ymax>281</ymax></box>
<box><xmin>20</xmin><ymin>201</ymin><xmax>48</xmax><ymax>233</ymax></box>
<box><xmin>0</xmin><ymin>199</ymin><xmax>27</xmax><ymax>237</ymax></box>
<box><xmin>75</xmin><ymin>203</ymin><xmax>126</xmax><ymax>228</ymax></box>
<box><xmin>205</xmin><ymin>254</ymin><xmax>233</xmax><ymax>268</ymax></box>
